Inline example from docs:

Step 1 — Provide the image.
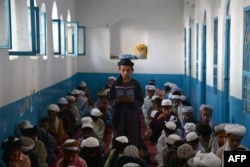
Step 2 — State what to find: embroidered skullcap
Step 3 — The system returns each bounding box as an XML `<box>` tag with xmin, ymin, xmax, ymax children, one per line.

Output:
<box><xmin>123</xmin><ymin>145</ymin><xmax>139</xmax><ymax>158</ymax></box>
<box><xmin>79</xmin><ymin>81</ymin><xmax>87</xmax><ymax>87</ymax></box>
<box><xmin>115</xmin><ymin>136</ymin><xmax>129</xmax><ymax>143</ymax></box>
<box><xmin>181</xmin><ymin>106</ymin><xmax>193</xmax><ymax>114</ymax></box>
<box><xmin>90</xmin><ymin>108</ymin><xmax>103</xmax><ymax>117</ymax></box>
<box><xmin>62</xmin><ymin>139</ymin><xmax>80</xmax><ymax>151</ymax></box>
<box><xmin>184</xmin><ymin>122</ymin><xmax>196</xmax><ymax>133</ymax></box>
<box><xmin>81</xmin><ymin>117</ymin><xmax>93</xmax><ymax>125</ymax></box>
<box><xmin>108</xmin><ymin>76</ymin><xmax>116</xmax><ymax>80</ymax></box>
<box><xmin>177</xmin><ymin>144</ymin><xmax>194</xmax><ymax>159</ymax></box>
<box><xmin>20</xmin><ymin>136</ymin><xmax>35</xmax><ymax>152</ymax></box>
<box><xmin>188</xmin><ymin>151</ymin><xmax>221</xmax><ymax>167</ymax></box>
<box><xmin>65</xmin><ymin>95</ymin><xmax>76</xmax><ymax>101</ymax></box>
<box><xmin>71</xmin><ymin>89</ymin><xmax>81</xmax><ymax>95</ymax></box>
<box><xmin>118</xmin><ymin>58</ymin><xmax>134</xmax><ymax>67</ymax></box>
<box><xmin>145</xmin><ymin>85</ymin><xmax>156</xmax><ymax>91</ymax></box>
<box><xmin>214</xmin><ymin>123</ymin><xmax>228</xmax><ymax>133</ymax></box>
<box><xmin>163</xmin><ymin>121</ymin><xmax>177</xmax><ymax>134</ymax></box>
<box><xmin>172</xmin><ymin>140</ymin><xmax>185</xmax><ymax>150</ymax></box>
<box><xmin>152</xmin><ymin>95</ymin><xmax>160</xmax><ymax>101</ymax></box>
<box><xmin>167</xmin><ymin>134</ymin><xmax>181</xmax><ymax>145</ymax></box>
<box><xmin>199</xmin><ymin>104</ymin><xmax>214</xmax><ymax>113</ymax></box>
<box><xmin>225</xmin><ymin>124</ymin><xmax>246</xmax><ymax>136</ymax></box>
<box><xmin>186</xmin><ymin>132</ymin><xmax>199</xmax><ymax>142</ymax></box>
<box><xmin>58</xmin><ymin>97</ymin><xmax>68</xmax><ymax>104</ymax></box>
<box><xmin>161</xmin><ymin>99</ymin><xmax>172</xmax><ymax>106</ymax></box>
<box><xmin>48</xmin><ymin>104</ymin><xmax>60</xmax><ymax>112</ymax></box>
<box><xmin>81</xmin><ymin>137</ymin><xmax>99</xmax><ymax>148</ymax></box>
<box><xmin>1</xmin><ymin>136</ymin><xmax>21</xmax><ymax>151</ymax></box>
<box><xmin>150</xmin><ymin>110</ymin><xmax>158</xmax><ymax>118</ymax></box>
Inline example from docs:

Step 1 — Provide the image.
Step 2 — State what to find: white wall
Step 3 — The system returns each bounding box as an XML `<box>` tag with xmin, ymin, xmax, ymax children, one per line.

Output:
<box><xmin>183</xmin><ymin>0</ymin><xmax>250</xmax><ymax>99</ymax></box>
<box><xmin>75</xmin><ymin>0</ymin><xmax>184</xmax><ymax>74</ymax></box>
<box><xmin>0</xmin><ymin>0</ymin><xmax>78</xmax><ymax>107</ymax></box>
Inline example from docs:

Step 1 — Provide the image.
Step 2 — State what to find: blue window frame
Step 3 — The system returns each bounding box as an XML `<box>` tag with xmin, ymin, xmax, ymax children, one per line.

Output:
<box><xmin>0</xmin><ymin>0</ymin><xmax>11</xmax><ymax>48</ymax></box>
<box><xmin>52</xmin><ymin>19</ymin><xmax>61</xmax><ymax>55</ymax></box>
<box><xmin>78</xmin><ymin>26</ymin><xmax>86</xmax><ymax>55</ymax></box>
<box><xmin>39</xmin><ymin>11</ymin><xmax>46</xmax><ymax>55</ymax></box>
<box><xmin>196</xmin><ymin>23</ymin><xmax>199</xmax><ymax>83</ymax></box>
<box><xmin>213</xmin><ymin>18</ymin><xmax>218</xmax><ymax>94</ymax></box>
<box><xmin>184</xmin><ymin>28</ymin><xmax>187</xmax><ymax>76</ymax></box>
<box><xmin>66</xmin><ymin>22</ymin><xmax>78</xmax><ymax>56</ymax></box>
<box><xmin>9</xmin><ymin>0</ymin><xmax>37</xmax><ymax>55</ymax></box>
<box><xmin>243</xmin><ymin>6</ymin><xmax>250</xmax><ymax>113</ymax></box>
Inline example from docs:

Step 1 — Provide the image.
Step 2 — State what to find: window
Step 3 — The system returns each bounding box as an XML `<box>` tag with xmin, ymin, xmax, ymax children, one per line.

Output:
<box><xmin>184</xmin><ymin>28</ymin><xmax>187</xmax><ymax>76</ymax></box>
<box><xmin>0</xmin><ymin>0</ymin><xmax>11</xmax><ymax>48</ymax></box>
<box><xmin>66</xmin><ymin>22</ymin><xmax>78</xmax><ymax>56</ymax></box>
<box><xmin>9</xmin><ymin>0</ymin><xmax>45</xmax><ymax>55</ymax></box>
<box><xmin>196</xmin><ymin>23</ymin><xmax>199</xmax><ymax>83</ymax></box>
<box><xmin>78</xmin><ymin>26</ymin><xmax>86</xmax><ymax>55</ymax></box>
<box><xmin>243</xmin><ymin>6</ymin><xmax>250</xmax><ymax>113</ymax></box>
<box><xmin>213</xmin><ymin>18</ymin><xmax>218</xmax><ymax>94</ymax></box>
<box><xmin>52</xmin><ymin>19</ymin><xmax>61</xmax><ymax>54</ymax></box>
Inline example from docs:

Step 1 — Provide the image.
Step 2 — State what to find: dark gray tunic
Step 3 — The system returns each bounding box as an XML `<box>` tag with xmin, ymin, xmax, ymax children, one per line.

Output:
<box><xmin>109</xmin><ymin>79</ymin><xmax>144</xmax><ymax>147</ymax></box>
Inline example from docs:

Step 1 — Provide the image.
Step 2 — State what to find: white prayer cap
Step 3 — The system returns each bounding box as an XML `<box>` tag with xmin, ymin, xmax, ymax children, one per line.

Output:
<box><xmin>150</xmin><ymin>110</ymin><xmax>158</xmax><ymax>118</ymax></box>
<box><xmin>123</xmin><ymin>162</ymin><xmax>140</xmax><ymax>167</ymax></box>
<box><xmin>186</xmin><ymin>132</ymin><xmax>199</xmax><ymax>142</ymax></box>
<box><xmin>48</xmin><ymin>104</ymin><xmax>60</xmax><ymax>112</ymax></box>
<box><xmin>166</xmin><ymin>134</ymin><xmax>181</xmax><ymax>145</ymax></box>
<box><xmin>63</xmin><ymin>139</ymin><xmax>80</xmax><ymax>151</ymax></box>
<box><xmin>164</xmin><ymin>82</ymin><xmax>172</xmax><ymax>87</ymax></box>
<box><xmin>20</xmin><ymin>136</ymin><xmax>35</xmax><ymax>152</ymax></box>
<box><xmin>224</xmin><ymin>124</ymin><xmax>246</xmax><ymax>136</ymax></box>
<box><xmin>188</xmin><ymin>151</ymin><xmax>221</xmax><ymax>167</ymax></box>
<box><xmin>71</xmin><ymin>89</ymin><xmax>81</xmax><ymax>95</ymax></box>
<box><xmin>145</xmin><ymin>85</ymin><xmax>156</xmax><ymax>91</ymax></box>
<box><xmin>115</xmin><ymin>136</ymin><xmax>129</xmax><ymax>143</ymax></box>
<box><xmin>79</xmin><ymin>90</ymin><xmax>85</xmax><ymax>96</ymax></box>
<box><xmin>181</xmin><ymin>106</ymin><xmax>193</xmax><ymax>114</ymax></box>
<box><xmin>65</xmin><ymin>95</ymin><xmax>76</xmax><ymax>101</ymax></box>
<box><xmin>81</xmin><ymin>137</ymin><xmax>99</xmax><ymax>148</ymax></box>
<box><xmin>81</xmin><ymin>117</ymin><xmax>93</xmax><ymax>124</ymax></box>
<box><xmin>152</xmin><ymin>95</ymin><xmax>160</xmax><ymax>101</ymax></box>
<box><xmin>58</xmin><ymin>97</ymin><xmax>68</xmax><ymax>104</ymax></box>
<box><xmin>82</xmin><ymin>122</ymin><xmax>93</xmax><ymax>129</ymax></box>
<box><xmin>214</xmin><ymin>123</ymin><xmax>228</xmax><ymax>133</ymax></box>
<box><xmin>199</xmin><ymin>104</ymin><xmax>214</xmax><ymax>112</ymax></box>
<box><xmin>181</xmin><ymin>95</ymin><xmax>186</xmax><ymax>101</ymax></box>
<box><xmin>184</xmin><ymin>123</ymin><xmax>196</xmax><ymax>133</ymax></box>
<box><xmin>108</xmin><ymin>76</ymin><xmax>116</xmax><ymax>80</ymax></box>
<box><xmin>90</xmin><ymin>108</ymin><xmax>103</xmax><ymax>117</ymax></box>
<box><xmin>164</xmin><ymin>121</ymin><xmax>177</xmax><ymax>133</ymax></box>
<box><xmin>161</xmin><ymin>99</ymin><xmax>172</xmax><ymax>106</ymax></box>
<box><xmin>79</xmin><ymin>81</ymin><xmax>87</xmax><ymax>87</ymax></box>
<box><xmin>170</xmin><ymin>87</ymin><xmax>182</xmax><ymax>93</ymax></box>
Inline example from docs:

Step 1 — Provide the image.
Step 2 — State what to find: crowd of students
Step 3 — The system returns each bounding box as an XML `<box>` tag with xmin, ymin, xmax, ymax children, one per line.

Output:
<box><xmin>142</xmin><ymin>80</ymin><xmax>248</xmax><ymax>167</ymax></box>
<box><xmin>0</xmin><ymin>59</ymin><xmax>249</xmax><ymax>167</ymax></box>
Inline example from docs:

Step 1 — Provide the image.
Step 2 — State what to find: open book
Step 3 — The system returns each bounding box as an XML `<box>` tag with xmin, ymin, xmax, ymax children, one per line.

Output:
<box><xmin>115</xmin><ymin>86</ymin><xmax>135</xmax><ymax>100</ymax></box>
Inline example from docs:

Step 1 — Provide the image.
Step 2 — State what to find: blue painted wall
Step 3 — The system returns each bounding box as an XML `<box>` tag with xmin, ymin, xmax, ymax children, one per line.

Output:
<box><xmin>183</xmin><ymin>76</ymin><xmax>250</xmax><ymax>149</ymax></box>
<box><xmin>0</xmin><ymin>73</ymin><xmax>249</xmax><ymax>154</ymax></box>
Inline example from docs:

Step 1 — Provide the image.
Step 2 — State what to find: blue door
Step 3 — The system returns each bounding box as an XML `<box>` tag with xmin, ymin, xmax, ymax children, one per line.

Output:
<box><xmin>223</xmin><ymin>17</ymin><xmax>231</xmax><ymax>123</ymax></box>
<box><xmin>201</xmin><ymin>23</ymin><xmax>207</xmax><ymax>105</ymax></box>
